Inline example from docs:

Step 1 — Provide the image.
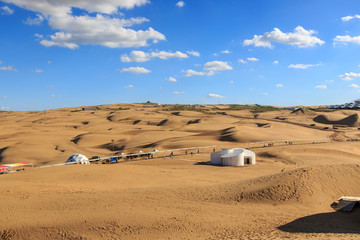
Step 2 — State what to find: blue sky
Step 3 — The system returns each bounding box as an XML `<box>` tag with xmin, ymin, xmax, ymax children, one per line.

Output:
<box><xmin>1</xmin><ymin>0</ymin><xmax>360</xmax><ymax>110</ymax></box>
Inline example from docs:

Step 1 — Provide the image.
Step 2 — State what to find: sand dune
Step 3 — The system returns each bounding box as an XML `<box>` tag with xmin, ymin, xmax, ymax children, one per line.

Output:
<box><xmin>186</xmin><ymin>164</ymin><xmax>360</xmax><ymax>204</ymax></box>
<box><xmin>0</xmin><ymin>104</ymin><xmax>360</xmax><ymax>239</ymax></box>
<box><xmin>313</xmin><ymin>113</ymin><xmax>359</xmax><ymax>127</ymax></box>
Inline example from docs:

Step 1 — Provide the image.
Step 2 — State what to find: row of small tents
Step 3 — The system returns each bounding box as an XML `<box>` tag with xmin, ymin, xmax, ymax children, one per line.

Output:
<box><xmin>0</xmin><ymin>162</ymin><xmax>33</xmax><ymax>174</ymax></box>
<box><xmin>65</xmin><ymin>151</ymin><xmax>159</xmax><ymax>165</ymax></box>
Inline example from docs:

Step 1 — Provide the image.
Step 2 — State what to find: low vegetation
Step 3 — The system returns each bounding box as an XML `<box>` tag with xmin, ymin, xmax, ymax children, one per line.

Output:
<box><xmin>163</xmin><ymin>104</ymin><xmax>212</xmax><ymax>114</ymax></box>
<box><xmin>309</xmin><ymin>108</ymin><xmax>341</xmax><ymax>112</ymax></box>
<box><xmin>215</xmin><ymin>104</ymin><xmax>285</xmax><ymax>113</ymax></box>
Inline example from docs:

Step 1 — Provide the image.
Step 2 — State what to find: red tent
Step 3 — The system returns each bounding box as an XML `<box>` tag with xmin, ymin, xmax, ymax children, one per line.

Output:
<box><xmin>0</xmin><ymin>166</ymin><xmax>7</xmax><ymax>173</ymax></box>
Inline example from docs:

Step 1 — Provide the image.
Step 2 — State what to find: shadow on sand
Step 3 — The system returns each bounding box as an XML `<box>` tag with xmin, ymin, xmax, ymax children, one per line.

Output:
<box><xmin>278</xmin><ymin>209</ymin><xmax>360</xmax><ymax>234</ymax></box>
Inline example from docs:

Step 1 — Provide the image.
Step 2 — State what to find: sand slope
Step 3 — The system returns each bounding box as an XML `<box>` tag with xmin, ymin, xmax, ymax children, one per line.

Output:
<box><xmin>0</xmin><ymin>104</ymin><xmax>360</xmax><ymax>239</ymax></box>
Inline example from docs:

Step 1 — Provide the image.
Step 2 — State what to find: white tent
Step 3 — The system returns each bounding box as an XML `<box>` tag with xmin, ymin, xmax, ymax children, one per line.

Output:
<box><xmin>65</xmin><ymin>154</ymin><xmax>90</xmax><ymax>164</ymax></box>
<box><xmin>210</xmin><ymin>148</ymin><xmax>256</xmax><ymax>166</ymax></box>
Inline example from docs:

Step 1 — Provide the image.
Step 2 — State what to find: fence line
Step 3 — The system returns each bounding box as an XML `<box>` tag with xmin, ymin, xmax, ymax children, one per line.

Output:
<box><xmin>245</xmin><ymin>138</ymin><xmax>332</xmax><ymax>149</ymax></box>
<box><xmin>24</xmin><ymin>139</ymin><xmax>336</xmax><ymax>170</ymax></box>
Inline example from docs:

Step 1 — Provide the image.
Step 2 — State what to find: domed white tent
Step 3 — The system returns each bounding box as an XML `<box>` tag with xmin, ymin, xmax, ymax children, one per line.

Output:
<box><xmin>65</xmin><ymin>154</ymin><xmax>90</xmax><ymax>164</ymax></box>
<box><xmin>210</xmin><ymin>148</ymin><xmax>256</xmax><ymax>166</ymax></box>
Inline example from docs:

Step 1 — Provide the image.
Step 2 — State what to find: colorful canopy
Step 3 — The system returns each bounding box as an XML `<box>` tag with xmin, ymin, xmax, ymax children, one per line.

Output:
<box><xmin>1</xmin><ymin>162</ymin><xmax>33</xmax><ymax>172</ymax></box>
<box><xmin>0</xmin><ymin>166</ymin><xmax>7</xmax><ymax>172</ymax></box>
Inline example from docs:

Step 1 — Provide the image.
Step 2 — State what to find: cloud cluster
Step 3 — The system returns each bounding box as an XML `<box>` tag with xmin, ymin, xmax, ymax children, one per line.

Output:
<box><xmin>288</xmin><ymin>63</ymin><xmax>321</xmax><ymax>69</ymax></box>
<box><xmin>2</xmin><ymin>0</ymin><xmax>165</xmax><ymax>49</ymax></box>
<box><xmin>339</xmin><ymin>72</ymin><xmax>360</xmax><ymax>80</ymax></box>
<box><xmin>121</xmin><ymin>50</ymin><xmax>189</xmax><ymax>62</ymax></box>
<box><xmin>315</xmin><ymin>85</ymin><xmax>327</xmax><ymax>89</ymax></box>
<box><xmin>119</xmin><ymin>66</ymin><xmax>151</xmax><ymax>74</ymax></box>
<box><xmin>244</xmin><ymin>26</ymin><xmax>325</xmax><ymax>48</ymax></box>
<box><xmin>183</xmin><ymin>61</ymin><xmax>232</xmax><ymax>77</ymax></box>
<box><xmin>238</xmin><ymin>57</ymin><xmax>259</xmax><ymax>64</ymax></box>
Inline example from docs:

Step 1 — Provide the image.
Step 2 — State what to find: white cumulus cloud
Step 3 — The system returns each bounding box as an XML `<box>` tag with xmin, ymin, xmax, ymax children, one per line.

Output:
<box><xmin>34</xmin><ymin>33</ymin><xmax>43</xmax><ymax>38</ymax></box>
<box><xmin>121</xmin><ymin>50</ymin><xmax>151</xmax><ymax>62</ymax></box>
<box><xmin>315</xmin><ymin>85</ymin><xmax>327</xmax><ymax>89</ymax></box>
<box><xmin>173</xmin><ymin>91</ymin><xmax>184</xmax><ymax>94</ymax></box>
<box><xmin>166</xmin><ymin>77</ymin><xmax>177</xmax><ymax>82</ymax></box>
<box><xmin>276</xmin><ymin>84</ymin><xmax>283</xmax><ymax>88</ymax></box>
<box><xmin>207</xmin><ymin>93</ymin><xmax>224</xmax><ymax>99</ymax></box>
<box><xmin>243</xmin><ymin>26</ymin><xmax>325</xmax><ymax>48</ymax></box>
<box><xmin>183</xmin><ymin>69</ymin><xmax>214</xmax><ymax>77</ymax></box>
<box><xmin>334</xmin><ymin>35</ymin><xmax>360</xmax><ymax>46</ymax></box>
<box><xmin>288</xmin><ymin>63</ymin><xmax>321</xmax><ymax>69</ymax></box>
<box><xmin>238</xmin><ymin>59</ymin><xmax>247</xmax><ymax>64</ymax></box>
<box><xmin>33</xmin><ymin>68</ymin><xmax>44</xmax><ymax>73</ymax></box>
<box><xmin>349</xmin><ymin>84</ymin><xmax>360</xmax><ymax>88</ymax></box>
<box><xmin>124</xmin><ymin>85</ymin><xmax>134</xmax><ymax>88</ymax></box>
<box><xmin>119</xmin><ymin>66</ymin><xmax>151</xmax><ymax>74</ymax></box>
<box><xmin>204</xmin><ymin>61</ymin><xmax>232</xmax><ymax>71</ymax></box>
<box><xmin>273</xmin><ymin>60</ymin><xmax>279</xmax><ymax>64</ymax></box>
<box><xmin>221</xmin><ymin>50</ymin><xmax>231</xmax><ymax>54</ymax></box>
<box><xmin>121</xmin><ymin>50</ymin><xmax>189</xmax><ymax>62</ymax></box>
<box><xmin>187</xmin><ymin>50</ymin><xmax>200</xmax><ymax>57</ymax></box>
<box><xmin>341</xmin><ymin>14</ymin><xmax>360</xmax><ymax>22</ymax></box>
<box><xmin>339</xmin><ymin>72</ymin><xmax>360</xmax><ymax>80</ymax></box>
<box><xmin>152</xmin><ymin>51</ymin><xmax>188</xmax><ymax>60</ymax></box>
<box><xmin>247</xmin><ymin>57</ymin><xmax>259</xmax><ymax>62</ymax></box>
<box><xmin>0</xmin><ymin>6</ymin><xmax>13</xmax><ymax>14</ymax></box>
<box><xmin>176</xmin><ymin>1</ymin><xmax>185</xmax><ymax>7</ymax></box>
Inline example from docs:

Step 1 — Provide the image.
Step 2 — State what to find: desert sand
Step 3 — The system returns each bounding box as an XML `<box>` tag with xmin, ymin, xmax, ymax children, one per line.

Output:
<box><xmin>0</xmin><ymin>104</ymin><xmax>359</xmax><ymax>239</ymax></box>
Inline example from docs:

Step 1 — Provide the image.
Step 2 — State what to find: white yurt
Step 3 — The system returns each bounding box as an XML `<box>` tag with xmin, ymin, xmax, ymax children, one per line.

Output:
<box><xmin>210</xmin><ymin>148</ymin><xmax>256</xmax><ymax>166</ymax></box>
<box><xmin>65</xmin><ymin>154</ymin><xmax>90</xmax><ymax>164</ymax></box>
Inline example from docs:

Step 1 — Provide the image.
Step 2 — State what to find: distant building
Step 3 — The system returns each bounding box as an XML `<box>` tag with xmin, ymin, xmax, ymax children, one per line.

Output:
<box><xmin>82</xmin><ymin>107</ymin><xmax>97</xmax><ymax>111</ymax></box>
<box><xmin>211</xmin><ymin>148</ymin><xmax>256</xmax><ymax>166</ymax></box>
